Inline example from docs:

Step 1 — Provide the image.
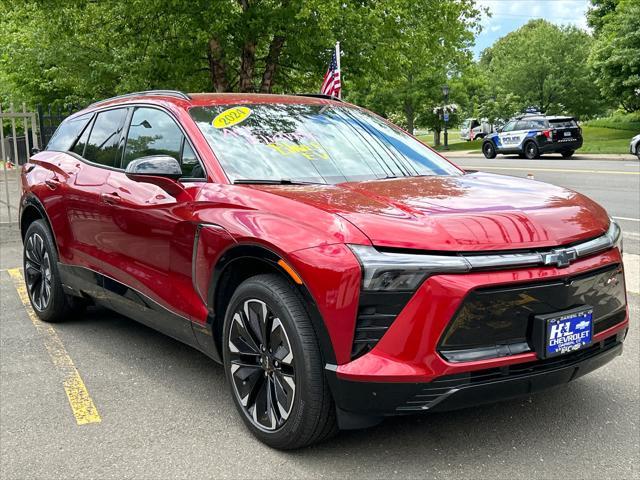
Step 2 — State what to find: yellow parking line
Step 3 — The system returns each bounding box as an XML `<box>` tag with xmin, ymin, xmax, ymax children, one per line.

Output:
<box><xmin>469</xmin><ymin>166</ymin><xmax>639</xmax><ymax>175</ymax></box>
<box><xmin>7</xmin><ymin>269</ymin><xmax>101</xmax><ymax>425</ymax></box>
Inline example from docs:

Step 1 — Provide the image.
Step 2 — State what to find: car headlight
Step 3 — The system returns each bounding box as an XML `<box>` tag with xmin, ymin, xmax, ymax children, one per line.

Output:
<box><xmin>348</xmin><ymin>244</ymin><xmax>469</xmax><ymax>291</ymax></box>
<box><xmin>607</xmin><ymin>218</ymin><xmax>623</xmax><ymax>254</ymax></box>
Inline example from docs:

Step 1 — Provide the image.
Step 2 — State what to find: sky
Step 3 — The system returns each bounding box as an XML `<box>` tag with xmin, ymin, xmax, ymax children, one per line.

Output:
<box><xmin>473</xmin><ymin>0</ymin><xmax>591</xmax><ymax>58</ymax></box>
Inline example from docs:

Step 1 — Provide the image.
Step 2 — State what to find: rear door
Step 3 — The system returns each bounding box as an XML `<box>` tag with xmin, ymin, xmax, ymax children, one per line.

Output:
<box><xmin>65</xmin><ymin>107</ymin><xmax>129</xmax><ymax>272</ymax></box>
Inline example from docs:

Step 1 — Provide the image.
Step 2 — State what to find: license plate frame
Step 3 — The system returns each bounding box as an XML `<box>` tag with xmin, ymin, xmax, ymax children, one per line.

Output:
<box><xmin>532</xmin><ymin>306</ymin><xmax>594</xmax><ymax>359</ymax></box>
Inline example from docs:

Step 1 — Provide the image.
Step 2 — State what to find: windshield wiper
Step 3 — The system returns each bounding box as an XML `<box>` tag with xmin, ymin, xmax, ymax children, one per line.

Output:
<box><xmin>233</xmin><ymin>179</ymin><xmax>325</xmax><ymax>185</ymax></box>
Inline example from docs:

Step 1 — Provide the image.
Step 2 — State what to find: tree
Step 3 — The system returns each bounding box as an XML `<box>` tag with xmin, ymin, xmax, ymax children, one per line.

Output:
<box><xmin>347</xmin><ymin>0</ymin><xmax>482</xmax><ymax>134</ymax></box>
<box><xmin>479</xmin><ymin>20</ymin><xmax>605</xmax><ymax>118</ymax></box>
<box><xmin>588</xmin><ymin>0</ymin><xmax>640</xmax><ymax>112</ymax></box>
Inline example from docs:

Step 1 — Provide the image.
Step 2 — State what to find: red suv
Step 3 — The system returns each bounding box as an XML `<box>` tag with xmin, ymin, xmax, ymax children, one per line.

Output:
<box><xmin>20</xmin><ymin>91</ymin><xmax>628</xmax><ymax>449</ymax></box>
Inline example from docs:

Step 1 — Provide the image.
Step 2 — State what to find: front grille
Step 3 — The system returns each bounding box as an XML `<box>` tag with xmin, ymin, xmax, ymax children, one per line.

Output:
<box><xmin>399</xmin><ymin>335</ymin><xmax>620</xmax><ymax>412</ymax></box>
<box><xmin>351</xmin><ymin>291</ymin><xmax>412</xmax><ymax>359</ymax></box>
<box><xmin>439</xmin><ymin>264</ymin><xmax>626</xmax><ymax>362</ymax></box>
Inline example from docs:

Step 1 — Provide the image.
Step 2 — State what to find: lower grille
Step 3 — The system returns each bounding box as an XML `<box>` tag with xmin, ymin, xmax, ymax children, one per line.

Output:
<box><xmin>439</xmin><ymin>264</ymin><xmax>626</xmax><ymax>362</ymax></box>
<box><xmin>400</xmin><ymin>335</ymin><xmax>621</xmax><ymax>412</ymax></box>
<box><xmin>351</xmin><ymin>291</ymin><xmax>412</xmax><ymax>359</ymax></box>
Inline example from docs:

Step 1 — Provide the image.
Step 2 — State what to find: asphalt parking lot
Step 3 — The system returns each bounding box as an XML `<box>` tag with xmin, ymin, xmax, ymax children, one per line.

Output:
<box><xmin>1</xmin><ymin>157</ymin><xmax>639</xmax><ymax>479</ymax></box>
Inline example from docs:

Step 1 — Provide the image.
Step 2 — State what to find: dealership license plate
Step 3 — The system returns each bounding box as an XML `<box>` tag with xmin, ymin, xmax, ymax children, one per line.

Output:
<box><xmin>544</xmin><ymin>308</ymin><xmax>593</xmax><ymax>357</ymax></box>
<box><xmin>564</xmin><ymin>131</ymin><xmax>572</xmax><ymax>137</ymax></box>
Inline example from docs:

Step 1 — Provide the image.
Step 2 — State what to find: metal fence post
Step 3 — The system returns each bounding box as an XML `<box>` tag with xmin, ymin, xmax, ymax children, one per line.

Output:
<box><xmin>1</xmin><ymin>104</ymin><xmax>12</xmax><ymax>223</ymax></box>
<box><xmin>37</xmin><ymin>104</ymin><xmax>45</xmax><ymax>148</ymax></box>
<box><xmin>22</xmin><ymin>103</ymin><xmax>31</xmax><ymax>161</ymax></box>
<box><xmin>10</xmin><ymin>103</ymin><xmax>19</xmax><ymax>166</ymax></box>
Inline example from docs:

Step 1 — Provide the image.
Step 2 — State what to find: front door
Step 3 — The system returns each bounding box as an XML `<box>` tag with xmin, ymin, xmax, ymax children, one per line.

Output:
<box><xmin>99</xmin><ymin>106</ymin><xmax>208</xmax><ymax>335</ymax></box>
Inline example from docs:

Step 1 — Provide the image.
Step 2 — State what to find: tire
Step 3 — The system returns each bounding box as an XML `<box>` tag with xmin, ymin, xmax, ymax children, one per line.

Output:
<box><xmin>222</xmin><ymin>273</ymin><xmax>337</xmax><ymax>449</ymax></box>
<box><xmin>561</xmin><ymin>150</ymin><xmax>575</xmax><ymax>159</ymax></box>
<box><xmin>636</xmin><ymin>143</ymin><xmax>639</xmax><ymax>160</ymax></box>
<box><xmin>482</xmin><ymin>141</ymin><xmax>497</xmax><ymax>159</ymax></box>
<box><xmin>23</xmin><ymin>220</ymin><xmax>85</xmax><ymax>322</ymax></box>
<box><xmin>524</xmin><ymin>141</ymin><xmax>539</xmax><ymax>159</ymax></box>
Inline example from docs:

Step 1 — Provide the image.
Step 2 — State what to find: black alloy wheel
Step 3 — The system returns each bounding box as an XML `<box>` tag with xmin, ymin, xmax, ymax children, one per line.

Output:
<box><xmin>524</xmin><ymin>141</ymin><xmax>539</xmax><ymax>159</ymax></box>
<box><xmin>24</xmin><ymin>232</ymin><xmax>52</xmax><ymax>311</ymax></box>
<box><xmin>23</xmin><ymin>220</ymin><xmax>86</xmax><ymax>322</ymax></box>
<box><xmin>227</xmin><ymin>298</ymin><xmax>296</xmax><ymax>431</ymax></box>
<box><xmin>483</xmin><ymin>141</ymin><xmax>497</xmax><ymax>159</ymax></box>
<box><xmin>223</xmin><ymin>274</ymin><xmax>337</xmax><ymax>449</ymax></box>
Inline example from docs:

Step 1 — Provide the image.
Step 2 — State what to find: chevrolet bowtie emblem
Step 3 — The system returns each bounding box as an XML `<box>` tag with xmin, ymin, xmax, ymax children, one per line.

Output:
<box><xmin>542</xmin><ymin>248</ymin><xmax>578</xmax><ymax>268</ymax></box>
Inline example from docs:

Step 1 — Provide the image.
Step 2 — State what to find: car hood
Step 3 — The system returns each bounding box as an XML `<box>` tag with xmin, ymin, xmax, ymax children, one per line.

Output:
<box><xmin>251</xmin><ymin>172</ymin><xmax>610</xmax><ymax>252</ymax></box>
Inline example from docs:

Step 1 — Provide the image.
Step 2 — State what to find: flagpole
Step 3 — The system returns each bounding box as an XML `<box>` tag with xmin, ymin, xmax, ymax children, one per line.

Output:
<box><xmin>335</xmin><ymin>41</ymin><xmax>341</xmax><ymax>99</ymax></box>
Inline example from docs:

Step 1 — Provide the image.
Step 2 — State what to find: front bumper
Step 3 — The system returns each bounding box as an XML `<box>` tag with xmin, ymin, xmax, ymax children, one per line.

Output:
<box><xmin>328</xmin><ymin>329</ymin><xmax>626</xmax><ymax>420</ymax></box>
<box><xmin>326</xmin><ymin>248</ymin><xmax>629</xmax><ymax>423</ymax></box>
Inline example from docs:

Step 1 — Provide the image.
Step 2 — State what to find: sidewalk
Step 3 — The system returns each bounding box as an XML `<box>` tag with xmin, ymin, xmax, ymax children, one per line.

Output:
<box><xmin>442</xmin><ymin>150</ymin><xmax>638</xmax><ymax>160</ymax></box>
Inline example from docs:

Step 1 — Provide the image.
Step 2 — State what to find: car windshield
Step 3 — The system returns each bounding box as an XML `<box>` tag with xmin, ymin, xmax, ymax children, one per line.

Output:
<box><xmin>189</xmin><ymin>104</ymin><xmax>461</xmax><ymax>184</ymax></box>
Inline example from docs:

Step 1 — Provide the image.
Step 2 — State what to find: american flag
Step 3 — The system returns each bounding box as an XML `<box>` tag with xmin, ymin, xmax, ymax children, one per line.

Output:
<box><xmin>320</xmin><ymin>44</ymin><xmax>341</xmax><ymax>98</ymax></box>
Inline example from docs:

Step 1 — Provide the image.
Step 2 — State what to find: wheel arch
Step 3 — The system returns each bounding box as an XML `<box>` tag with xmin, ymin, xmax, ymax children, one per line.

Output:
<box><xmin>20</xmin><ymin>195</ymin><xmax>58</xmax><ymax>253</ymax></box>
<box><xmin>207</xmin><ymin>244</ymin><xmax>337</xmax><ymax>365</ymax></box>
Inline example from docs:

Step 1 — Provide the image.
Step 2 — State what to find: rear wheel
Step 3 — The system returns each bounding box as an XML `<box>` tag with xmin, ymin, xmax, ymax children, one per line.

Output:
<box><xmin>23</xmin><ymin>220</ymin><xmax>85</xmax><ymax>322</ymax></box>
<box><xmin>524</xmin><ymin>141</ymin><xmax>539</xmax><ymax>159</ymax></box>
<box><xmin>223</xmin><ymin>273</ymin><xmax>337</xmax><ymax>449</ymax></box>
<box><xmin>561</xmin><ymin>150</ymin><xmax>575</xmax><ymax>159</ymax></box>
<box><xmin>482</xmin><ymin>141</ymin><xmax>497</xmax><ymax>159</ymax></box>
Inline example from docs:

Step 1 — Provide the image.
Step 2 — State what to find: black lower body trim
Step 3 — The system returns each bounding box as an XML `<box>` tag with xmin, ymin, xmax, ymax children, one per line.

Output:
<box><xmin>327</xmin><ymin>330</ymin><xmax>625</xmax><ymax>422</ymax></box>
<box><xmin>58</xmin><ymin>263</ymin><xmax>221</xmax><ymax>362</ymax></box>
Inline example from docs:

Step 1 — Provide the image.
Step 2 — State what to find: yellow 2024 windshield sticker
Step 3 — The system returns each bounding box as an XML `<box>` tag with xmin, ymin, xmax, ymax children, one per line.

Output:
<box><xmin>213</xmin><ymin>106</ymin><xmax>252</xmax><ymax>129</ymax></box>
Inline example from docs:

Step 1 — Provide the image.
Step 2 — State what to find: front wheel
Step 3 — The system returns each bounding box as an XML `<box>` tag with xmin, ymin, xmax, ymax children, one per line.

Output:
<box><xmin>524</xmin><ymin>141</ymin><xmax>539</xmax><ymax>159</ymax></box>
<box><xmin>483</xmin><ymin>141</ymin><xmax>497</xmax><ymax>159</ymax></box>
<box><xmin>223</xmin><ymin>273</ymin><xmax>337</xmax><ymax>449</ymax></box>
<box><xmin>636</xmin><ymin>143</ymin><xmax>639</xmax><ymax>160</ymax></box>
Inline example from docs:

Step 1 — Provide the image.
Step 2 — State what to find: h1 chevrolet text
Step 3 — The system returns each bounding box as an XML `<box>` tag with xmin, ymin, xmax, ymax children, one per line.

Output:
<box><xmin>19</xmin><ymin>91</ymin><xmax>628</xmax><ymax>449</ymax></box>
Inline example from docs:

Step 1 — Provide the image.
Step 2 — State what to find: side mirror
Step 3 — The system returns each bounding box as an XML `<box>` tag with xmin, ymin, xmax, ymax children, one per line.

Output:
<box><xmin>31</xmin><ymin>147</ymin><xmax>41</xmax><ymax>155</ymax></box>
<box><xmin>125</xmin><ymin>155</ymin><xmax>182</xmax><ymax>180</ymax></box>
<box><xmin>125</xmin><ymin>155</ymin><xmax>186</xmax><ymax>197</ymax></box>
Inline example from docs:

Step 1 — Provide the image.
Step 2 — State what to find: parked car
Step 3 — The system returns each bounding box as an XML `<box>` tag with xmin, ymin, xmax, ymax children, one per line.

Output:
<box><xmin>482</xmin><ymin>114</ymin><xmax>583</xmax><ymax>159</ymax></box>
<box><xmin>630</xmin><ymin>133</ymin><xmax>640</xmax><ymax>159</ymax></box>
<box><xmin>460</xmin><ymin>117</ymin><xmax>493</xmax><ymax>141</ymax></box>
<box><xmin>20</xmin><ymin>91</ymin><xmax>627</xmax><ymax>449</ymax></box>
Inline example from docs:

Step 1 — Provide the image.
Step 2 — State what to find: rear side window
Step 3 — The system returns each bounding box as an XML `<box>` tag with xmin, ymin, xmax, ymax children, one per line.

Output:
<box><xmin>46</xmin><ymin>114</ymin><xmax>92</xmax><ymax>151</ymax></box>
<box><xmin>83</xmin><ymin>109</ymin><xmax>128</xmax><ymax>167</ymax></box>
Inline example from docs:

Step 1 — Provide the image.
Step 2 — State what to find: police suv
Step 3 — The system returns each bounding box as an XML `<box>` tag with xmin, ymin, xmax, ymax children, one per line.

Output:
<box><xmin>482</xmin><ymin>114</ymin><xmax>583</xmax><ymax>159</ymax></box>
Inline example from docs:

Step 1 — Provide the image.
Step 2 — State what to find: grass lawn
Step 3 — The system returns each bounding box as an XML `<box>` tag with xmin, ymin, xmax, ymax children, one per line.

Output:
<box><xmin>579</xmin><ymin>125</ymin><xmax>635</xmax><ymax>154</ymax></box>
<box><xmin>417</xmin><ymin>129</ymin><xmax>482</xmax><ymax>152</ymax></box>
<box><xmin>417</xmin><ymin>125</ymin><xmax>637</xmax><ymax>154</ymax></box>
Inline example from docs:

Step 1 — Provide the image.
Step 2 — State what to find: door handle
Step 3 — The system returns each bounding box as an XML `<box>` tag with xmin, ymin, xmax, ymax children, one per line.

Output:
<box><xmin>45</xmin><ymin>178</ymin><xmax>60</xmax><ymax>189</ymax></box>
<box><xmin>100</xmin><ymin>192</ymin><xmax>121</xmax><ymax>205</ymax></box>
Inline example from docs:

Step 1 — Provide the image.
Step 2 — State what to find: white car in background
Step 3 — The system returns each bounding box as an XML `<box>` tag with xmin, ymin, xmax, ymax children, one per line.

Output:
<box><xmin>460</xmin><ymin>118</ymin><xmax>494</xmax><ymax>141</ymax></box>
<box><xmin>630</xmin><ymin>133</ymin><xmax>640</xmax><ymax>159</ymax></box>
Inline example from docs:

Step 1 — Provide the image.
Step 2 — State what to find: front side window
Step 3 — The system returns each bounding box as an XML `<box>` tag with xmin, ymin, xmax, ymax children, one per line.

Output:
<box><xmin>46</xmin><ymin>113</ymin><xmax>93</xmax><ymax>151</ymax></box>
<box><xmin>124</xmin><ymin>107</ymin><xmax>205</xmax><ymax>178</ymax></box>
<box><xmin>83</xmin><ymin>109</ymin><xmax>128</xmax><ymax>167</ymax></box>
<box><xmin>501</xmin><ymin>121</ymin><xmax>517</xmax><ymax>132</ymax></box>
<box><xmin>189</xmin><ymin>104</ymin><xmax>461</xmax><ymax>184</ymax></box>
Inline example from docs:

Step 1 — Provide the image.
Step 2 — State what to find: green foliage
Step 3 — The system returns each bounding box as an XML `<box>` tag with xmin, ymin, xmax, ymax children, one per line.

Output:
<box><xmin>0</xmin><ymin>0</ymin><xmax>483</xmax><ymax>120</ymax></box>
<box><xmin>584</xmin><ymin>112</ymin><xmax>640</xmax><ymax>131</ymax></box>
<box><xmin>588</xmin><ymin>0</ymin><xmax>640</xmax><ymax>112</ymax></box>
<box><xmin>479</xmin><ymin>19</ymin><xmax>605</xmax><ymax>118</ymax></box>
